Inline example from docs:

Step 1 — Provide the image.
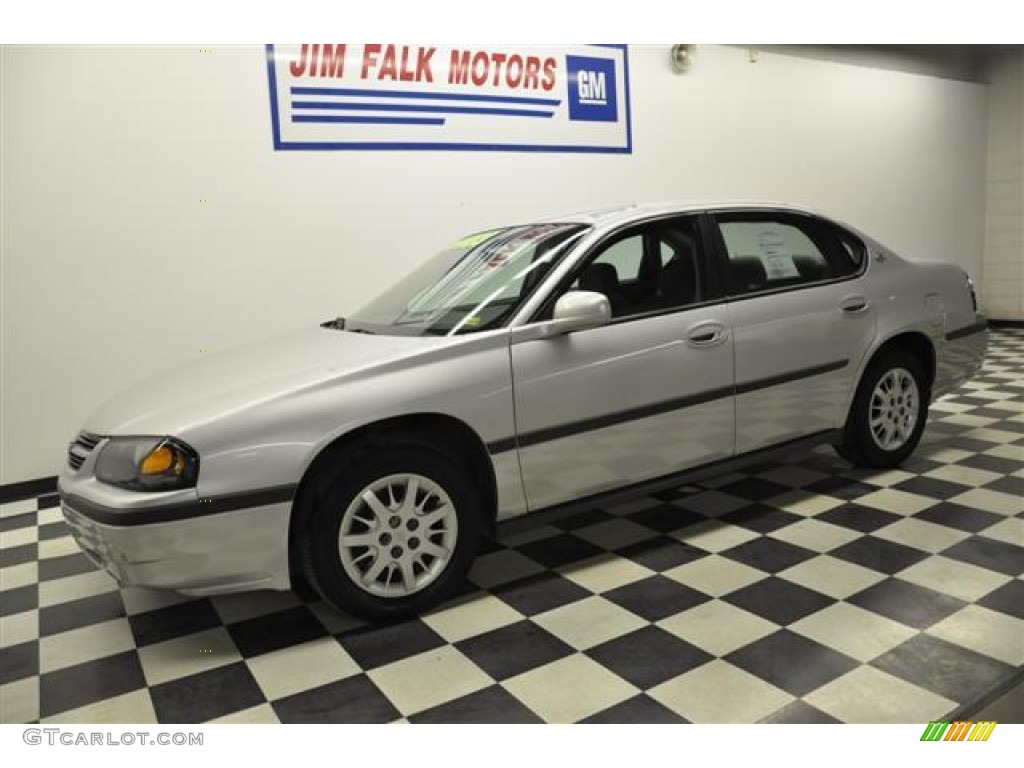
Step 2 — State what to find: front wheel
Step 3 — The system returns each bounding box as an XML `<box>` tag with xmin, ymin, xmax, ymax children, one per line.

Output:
<box><xmin>835</xmin><ymin>351</ymin><xmax>930</xmax><ymax>468</ymax></box>
<box><xmin>300</xmin><ymin>443</ymin><xmax>482</xmax><ymax>621</ymax></box>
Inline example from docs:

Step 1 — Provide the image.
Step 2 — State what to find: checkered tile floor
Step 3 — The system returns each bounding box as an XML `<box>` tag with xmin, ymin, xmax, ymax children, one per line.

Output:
<box><xmin>2</xmin><ymin>331</ymin><xmax>1022</xmax><ymax>724</ymax></box>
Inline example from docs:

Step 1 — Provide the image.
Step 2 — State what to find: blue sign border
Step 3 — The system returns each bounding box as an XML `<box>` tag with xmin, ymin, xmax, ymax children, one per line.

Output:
<box><xmin>265</xmin><ymin>44</ymin><xmax>632</xmax><ymax>153</ymax></box>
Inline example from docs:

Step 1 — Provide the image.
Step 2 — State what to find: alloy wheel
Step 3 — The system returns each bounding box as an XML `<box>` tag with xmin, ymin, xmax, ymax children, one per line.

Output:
<box><xmin>868</xmin><ymin>367</ymin><xmax>920</xmax><ymax>451</ymax></box>
<box><xmin>337</xmin><ymin>473</ymin><xmax>458</xmax><ymax>598</ymax></box>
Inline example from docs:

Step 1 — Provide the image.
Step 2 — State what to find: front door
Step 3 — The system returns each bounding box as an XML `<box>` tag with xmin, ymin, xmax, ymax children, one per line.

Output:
<box><xmin>510</xmin><ymin>215</ymin><xmax>736</xmax><ymax>511</ymax></box>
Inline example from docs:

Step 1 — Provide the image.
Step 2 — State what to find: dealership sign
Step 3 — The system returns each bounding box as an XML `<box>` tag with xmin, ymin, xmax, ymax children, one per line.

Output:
<box><xmin>265</xmin><ymin>44</ymin><xmax>631</xmax><ymax>153</ymax></box>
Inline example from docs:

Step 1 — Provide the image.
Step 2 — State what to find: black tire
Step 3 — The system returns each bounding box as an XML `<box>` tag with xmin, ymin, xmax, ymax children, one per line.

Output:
<box><xmin>297</xmin><ymin>441</ymin><xmax>482</xmax><ymax>622</ymax></box>
<box><xmin>835</xmin><ymin>350</ymin><xmax>930</xmax><ymax>468</ymax></box>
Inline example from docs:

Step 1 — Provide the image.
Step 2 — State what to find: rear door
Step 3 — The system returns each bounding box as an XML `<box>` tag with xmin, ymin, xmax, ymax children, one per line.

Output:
<box><xmin>708</xmin><ymin>211</ymin><xmax>876</xmax><ymax>453</ymax></box>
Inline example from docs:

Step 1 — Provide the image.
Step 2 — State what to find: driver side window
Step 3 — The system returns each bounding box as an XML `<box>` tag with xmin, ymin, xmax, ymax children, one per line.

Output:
<box><xmin>566</xmin><ymin>217</ymin><xmax>704</xmax><ymax>319</ymax></box>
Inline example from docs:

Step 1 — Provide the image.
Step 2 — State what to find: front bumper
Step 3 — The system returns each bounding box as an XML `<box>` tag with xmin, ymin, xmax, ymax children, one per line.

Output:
<box><xmin>59</xmin><ymin>486</ymin><xmax>294</xmax><ymax>596</ymax></box>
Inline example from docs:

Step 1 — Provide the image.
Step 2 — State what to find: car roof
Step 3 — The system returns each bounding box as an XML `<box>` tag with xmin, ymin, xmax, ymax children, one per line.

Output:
<box><xmin>539</xmin><ymin>200</ymin><xmax>825</xmax><ymax>228</ymax></box>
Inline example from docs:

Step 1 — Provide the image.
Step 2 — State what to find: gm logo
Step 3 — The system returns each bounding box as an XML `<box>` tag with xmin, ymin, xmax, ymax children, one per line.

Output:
<box><xmin>566</xmin><ymin>55</ymin><xmax>618</xmax><ymax>122</ymax></box>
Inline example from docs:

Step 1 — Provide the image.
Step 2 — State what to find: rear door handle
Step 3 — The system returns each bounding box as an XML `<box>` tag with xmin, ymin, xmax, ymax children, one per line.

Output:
<box><xmin>687</xmin><ymin>321</ymin><xmax>728</xmax><ymax>347</ymax></box>
<box><xmin>840</xmin><ymin>295</ymin><xmax>870</xmax><ymax>314</ymax></box>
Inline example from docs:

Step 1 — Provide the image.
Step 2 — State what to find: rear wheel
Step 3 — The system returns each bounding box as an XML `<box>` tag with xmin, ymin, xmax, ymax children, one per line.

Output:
<box><xmin>299</xmin><ymin>443</ymin><xmax>482</xmax><ymax>621</ymax></box>
<box><xmin>835</xmin><ymin>350</ymin><xmax>929</xmax><ymax>468</ymax></box>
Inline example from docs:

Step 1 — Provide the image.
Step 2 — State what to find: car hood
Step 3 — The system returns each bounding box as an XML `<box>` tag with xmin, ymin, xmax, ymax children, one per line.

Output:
<box><xmin>83</xmin><ymin>327</ymin><xmax>447</xmax><ymax>437</ymax></box>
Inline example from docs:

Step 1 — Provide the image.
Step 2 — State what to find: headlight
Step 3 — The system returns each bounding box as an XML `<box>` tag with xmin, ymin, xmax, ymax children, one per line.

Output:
<box><xmin>95</xmin><ymin>437</ymin><xmax>200</xmax><ymax>491</ymax></box>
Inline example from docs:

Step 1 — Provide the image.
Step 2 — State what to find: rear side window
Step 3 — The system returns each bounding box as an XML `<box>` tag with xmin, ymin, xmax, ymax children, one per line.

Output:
<box><xmin>714</xmin><ymin>214</ymin><xmax>859</xmax><ymax>296</ymax></box>
<box><xmin>832</xmin><ymin>226</ymin><xmax>867</xmax><ymax>274</ymax></box>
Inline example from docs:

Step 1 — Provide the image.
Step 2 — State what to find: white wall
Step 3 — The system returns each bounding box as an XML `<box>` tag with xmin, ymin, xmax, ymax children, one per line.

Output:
<box><xmin>982</xmin><ymin>48</ymin><xmax>1024</xmax><ymax>321</ymax></box>
<box><xmin>1</xmin><ymin>44</ymin><xmax>989</xmax><ymax>485</ymax></box>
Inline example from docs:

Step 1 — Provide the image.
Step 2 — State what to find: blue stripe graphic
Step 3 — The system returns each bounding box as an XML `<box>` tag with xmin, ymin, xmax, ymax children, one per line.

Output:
<box><xmin>291</xmin><ymin>101</ymin><xmax>554</xmax><ymax>118</ymax></box>
<box><xmin>293</xmin><ymin>115</ymin><xmax>444</xmax><ymax>126</ymax></box>
<box><xmin>291</xmin><ymin>86</ymin><xmax>561</xmax><ymax>107</ymax></box>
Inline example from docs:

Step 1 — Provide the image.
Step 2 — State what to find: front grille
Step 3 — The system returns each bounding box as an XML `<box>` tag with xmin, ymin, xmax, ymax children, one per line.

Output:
<box><xmin>68</xmin><ymin>431</ymin><xmax>102</xmax><ymax>471</ymax></box>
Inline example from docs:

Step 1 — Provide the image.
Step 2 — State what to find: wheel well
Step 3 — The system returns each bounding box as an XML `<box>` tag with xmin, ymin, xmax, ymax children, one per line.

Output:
<box><xmin>869</xmin><ymin>332</ymin><xmax>936</xmax><ymax>389</ymax></box>
<box><xmin>288</xmin><ymin>414</ymin><xmax>499</xmax><ymax>571</ymax></box>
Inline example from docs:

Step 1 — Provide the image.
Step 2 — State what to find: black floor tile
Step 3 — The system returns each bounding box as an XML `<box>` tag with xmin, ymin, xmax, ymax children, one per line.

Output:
<box><xmin>582</xmin><ymin>694</ymin><xmax>689</xmax><ymax>723</ymax></box>
<box><xmin>39</xmin><ymin>651</ymin><xmax>146</xmax><ymax>718</ymax></box>
<box><xmin>273</xmin><ymin>674</ymin><xmax>400</xmax><ymax>723</ymax></box>
<box><xmin>614</xmin><ymin>536</ymin><xmax>709</xmax><ymax>572</ymax></box>
<box><xmin>0</xmin><ymin>512</ymin><xmax>36</xmax><ymax>533</ymax></box>
<box><xmin>586</xmin><ymin>626</ymin><xmax>712</xmax><ymax>689</ymax></box>
<box><xmin>722</xmin><ymin>505</ymin><xmax>803</xmax><ymax>534</ymax></box>
<box><xmin>627</xmin><ymin>503</ymin><xmax>707</xmax><ymax>533</ymax></box>
<box><xmin>817</xmin><ymin>505</ymin><xmax>902</xmax><ymax>534</ymax></box>
<box><xmin>970</xmin><ymin>407</ymin><xmax>1018</xmax><ymax>420</ymax></box>
<box><xmin>226</xmin><ymin>605</ymin><xmax>329</xmax><ymax>658</ymax></box>
<box><xmin>940</xmin><ymin>395</ymin><xmax>991</xmax><ymax>407</ymax></box>
<box><xmin>805</xmin><ymin>477</ymin><xmax>878</xmax><ymax>501</ymax></box>
<box><xmin>720</xmin><ymin>537</ymin><xmax>817</xmax><ymax>574</ymax></box>
<box><xmin>0</xmin><ymin>584</ymin><xmax>38</xmax><ymax>617</ymax></box>
<box><xmin>944</xmin><ymin>436</ymin><xmax>1006</xmax><ymax>454</ymax></box>
<box><xmin>897</xmin><ymin>456</ymin><xmax>944</xmax><ymax>475</ymax></box>
<box><xmin>984</xmin><ymin>475</ymin><xmax>1024</xmax><ymax>496</ymax></box>
<box><xmin>956</xmin><ymin>454</ymin><xmax>1022</xmax><ymax>475</ymax></box>
<box><xmin>41</xmin><ymin>591</ymin><xmax>126</xmax><ymax>636</ymax></box>
<box><xmin>492</xmin><ymin>572</ymin><xmax>592</xmax><ymax>616</ymax></box>
<box><xmin>554</xmin><ymin>509</ymin><xmax>614</xmax><ymax>532</ymax></box>
<box><xmin>977</xmin><ymin>579</ymin><xmax>1024</xmax><ymax>619</ymax></box>
<box><xmin>338</xmin><ymin>620</ymin><xmax>446</xmax><ymax>670</ymax></box>
<box><xmin>725</xmin><ymin>629</ymin><xmax>858</xmax><ymax>697</ymax></box>
<box><xmin>760</xmin><ymin>700</ymin><xmax>841</xmax><ymax>724</ymax></box>
<box><xmin>847</xmin><ymin>578</ymin><xmax>966</xmax><ymax>630</ymax></box>
<box><xmin>872</xmin><ymin>634</ymin><xmax>1016</xmax><ymax>704</ymax></box>
<box><xmin>651</xmin><ymin>486</ymin><xmax>691</xmax><ymax>502</ymax></box>
<box><xmin>150</xmin><ymin>662</ymin><xmax>265</xmax><ymax>723</ymax></box>
<box><xmin>38</xmin><ymin>552</ymin><xmax>97</xmax><ymax>581</ymax></box>
<box><xmin>409</xmin><ymin>684</ymin><xmax>543</xmax><ymax>723</ymax></box>
<box><xmin>517</xmin><ymin>533</ymin><xmax>604</xmax><ymax>569</ymax></box>
<box><xmin>925</xmin><ymin>422</ymin><xmax>973</xmax><ymax>437</ymax></box>
<box><xmin>913</xmin><ymin>503</ymin><xmax>1004</xmax><ymax>534</ymax></box>
<box><xmin>37</xmin><ymin>493</ymin><xmax>60</xmax><ymax>510</ymax></box>
<box><xmin>0</xmin><ymin>543</ymin><xmax>37</xmax><ymax>568</ymax></box>
<box><xmin>893</xmin><ymin>476</ymin><xmax>972</xmax><ymax>501</ymax></box>
<box><xmin>37</xmin><ymin>521</ymin><xmax>70</xmax><ymax>541</ymax></box>
<box><xmin>830</xmin><ymin>536</ymin><xmax>930</xmax><ymax>574</ymax></box>
<box><xmin>723</xmin><ymin>577</ymin><xmax>834</xmax><ymax>625</ymax></box>
<box><xmin>0</xmin><ymin>640</ymin><xmax>39</xmax><ymax>685</ymax></box>
<box><xmin>129</xmin><ymin>600</ymin><xmax>221</xmax><ymax>647</ymax></box>
<box><xmin>455</xmin><ymin>620</ymin><xmax>573</xmax><ymax>681</ymax></box>
<box><xmin>604</xmin><ymin>575</ymin><xmax>711</xmax><ymax>621</ymax></box>
<box><xmin>720</xmin><ymin>477</ymin><xmax>792</xmax><ymax>502</ymax></box>
<box><xmin>941</xmin><ymin>536</ymin><xmax>1024</xmax><ymax>577</ymax></box>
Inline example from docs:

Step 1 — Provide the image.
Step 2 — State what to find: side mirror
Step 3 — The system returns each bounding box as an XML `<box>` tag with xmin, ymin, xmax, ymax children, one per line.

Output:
<box><xmin>544</xmin><ymin>290</ymin><xmax>612</xmax><ymax>336</ymax></box>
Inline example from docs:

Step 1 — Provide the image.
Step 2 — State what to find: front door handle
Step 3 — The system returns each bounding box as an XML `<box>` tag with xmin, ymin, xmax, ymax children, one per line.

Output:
<box><xmin>687</xmin><ymin>321</ymin><xmax>728</xmax><ymax>347</ymax></box>
<box><xmin>840</xmin><ymin>295</ymin><xmax>870</xmax><ymax>314</ymax></box>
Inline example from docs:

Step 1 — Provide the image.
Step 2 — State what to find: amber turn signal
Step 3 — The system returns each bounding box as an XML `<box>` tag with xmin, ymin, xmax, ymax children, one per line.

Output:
<box><xmin>140</xmin><ymin>445</ymin><xmax>176</xmax><ymax>475</ymax></box>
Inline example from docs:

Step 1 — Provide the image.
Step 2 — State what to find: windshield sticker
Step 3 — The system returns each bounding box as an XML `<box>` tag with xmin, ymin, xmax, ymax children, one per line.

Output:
<box><xmin>453</xmin><ymin>230</ymin><xmax>502</xmax><ymax>250</ymax></box>
<box><xmin>755</xmin><ymin>228</ymin><xmax>800</xmax><ymax>280</ymax></box>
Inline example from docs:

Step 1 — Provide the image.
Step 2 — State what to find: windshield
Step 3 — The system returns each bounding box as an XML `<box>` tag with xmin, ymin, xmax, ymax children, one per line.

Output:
<box><xmin>346</xmin><ymin>223</ymin><xmax>589</xmax><ymax>336</ymax></box>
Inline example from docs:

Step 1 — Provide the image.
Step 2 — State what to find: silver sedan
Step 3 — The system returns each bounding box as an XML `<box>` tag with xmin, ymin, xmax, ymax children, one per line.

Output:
<box><xmin>58</xmin><ymin>202</ymin><xmax>988</xmax><ymax>620</ymax></box>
